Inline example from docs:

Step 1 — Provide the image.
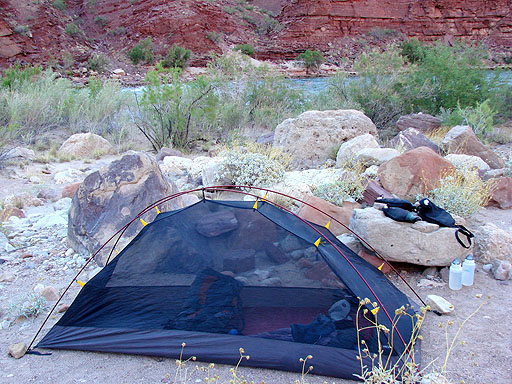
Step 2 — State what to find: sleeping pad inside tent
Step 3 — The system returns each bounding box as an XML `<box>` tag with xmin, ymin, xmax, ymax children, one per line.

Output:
<box><xmin>37</xmin><ymin>199</ymin><xmax>420</xmax><ymax>379</ymax></box>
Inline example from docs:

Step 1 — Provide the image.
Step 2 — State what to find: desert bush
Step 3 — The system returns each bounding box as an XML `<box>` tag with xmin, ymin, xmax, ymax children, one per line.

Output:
<box><xmin>295</xmin><ymin>50</ymin><xmax>324</xmax><ymax>72</ymax></box>
<box><xmin>421</xmin><ymin>169</ymin><xmax>496</xmax><ymax>218</ymax></box>
<box><xmin>13</xmin><ymin>24</ymin><xmax>31</xmax><ymax>37</ymax></box>
<box><xmin>399</xmin><ymin>38</ymin><xmax>426</xmax><ymax>64</ymax></box>
<box><xmin>87</xmin><ymin>54</ymin><xmax>108</xmax><ymax>73</ymax></box>
<box><xmin>65</xmin><ymin>23</ymin><xmax>84</xmax><ymax>38</ymax></box>
<box><xmin>128</xmin><ymin>37</ymin><xmax>154</xmax><ymax>65</ymax></box>
<box><xmin>133</xmin><ymin>67</ymin><xmax>217</xmax><ymax>150</ymax></box>
<box><xmin>256</xmin><ymin>14</ymin><xmax>283</xmax><ymax>35</ymax></box>
<box><xmin>94</xmin><ymin>15</ymin><xmax>108</xmax><ymax>28</ymax></box>
<box><xmin>108</xmin><ymin>26</ymin><xmax>126</xmax><ymax>36</ymax></box>
<box><xmin>1</xmin><ymin>63</ymin><xmax>42</xmax><ymax>90</ymax></box>
<box><xmin>313</xmin><ymin>161</ymin><xmax>368</xmax><ymax>205</ymax></box>
<box><xmin>206</xmin><ymin>31</ymin><xmax>222</xmax><ymax>43</ymax></box>
<box><xmin>52</xmin><ymin>0</ymin><xmax>66</xmax><ymax>11</ymax></box>
<box><xmin>216</xmin><ymin>142</ymin><xmax>289</xmax><ymax>188</ymax></box>
<box><xmin>367</xmin><ymin>27</ymin><xmax>396</xmax><ymax>40</ymax></box>
<box><xmin>160</xmin><ymin>44</ymin><xmax>191</xmax><ymax>69</ymax></box>
<box><xmin>0</xmin><ymin>69</ymin><xmax>132</xmax><ymax>142</ymax></box>
<box><xmin>7</xmin><ymin>293</ymin><xmax>48</xmax><ymax>320</ymax></box>
<box><xmin>234</xmin><ymin>43</ymin><xmax>255</xmax><ymax>56</ymax></box>
<box><xmin>457</xmin><ymin>99</ymin><xmax>497</xmax><ymax>139</ymax></box>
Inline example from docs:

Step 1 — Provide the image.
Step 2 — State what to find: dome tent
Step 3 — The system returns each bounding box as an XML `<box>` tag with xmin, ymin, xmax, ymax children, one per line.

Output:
<box><xmin>32</xmin><ymin>187</ymin><xmax>422</xmax><ymax>380</ymax></box>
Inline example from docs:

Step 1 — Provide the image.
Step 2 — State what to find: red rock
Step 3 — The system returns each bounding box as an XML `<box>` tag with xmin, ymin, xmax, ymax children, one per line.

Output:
<box><xmin>362</xmin><ymin>180</ymin><xmax>393</xmax><ymax>206</ymax></box>
<box><xmin>396</xmin><ymin>113</ymin><xmax>441</xmax><ymax>133</ymax></box>
<box><xmin>442</xmin><ymin>126</ymin><xmax>504</xmax><ymax>169</ymax></box>
<box><xmin>298</xmin><ymin>195</ymin><xmax>360</xmax><ymax>236</ymax></box>
<box><xmin>358</xmin><ymin>249</ymin><xmax>392</xmax><ymax>274</ymax></box>
<box><xmin>57</xmin><ymin>304</ymin><xmax>70</xmax><ymax>313</ymax></box>
<box><xmin>0</xmin><ymin>207</ymin><xmax>25</xmax><ymax>222</ymax></box>
<box><xmin>61</xmin><ymin>182</ymin><xmax>81</xmax><ymax>199</ymax></box>
<box><xmin>378</xmin><ymin>147</ymin><xmax>455</xmax><ymax>200</ymax></box>
<box><xmin>487</xmin><ymin>177</ymin><xmax>512</xmax><ymax>209</ymax></box>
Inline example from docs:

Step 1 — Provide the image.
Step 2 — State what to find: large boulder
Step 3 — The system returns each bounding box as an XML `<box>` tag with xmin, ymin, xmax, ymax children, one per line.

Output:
<box><xmin>68</xmin><ymin>151</ymin><xmax>184</xmax><ymax>265</ymax></box>
<box><xmin>441</xmin><ymin>126</ymin><xmax>504</xmax><ymax>169</ymax></box>
<box><xmin>444</xmin><ymin>154</ymin><xmax>490</xmax><ymax>172</ymax></box>
<box><xmin>396</xmin><ymin>113</ymin><xmax>441</xmax><ymax>133</ymax></box>
<box><xmin>335</xmin><ymin>133</ymin><xmax>379</xmax><ymax>167</ymax></box>
<box><xmin>349</xmin><ymin>207</ymin><xmax>470</xmax><ymax>266</ymax></box>
<box><xmin>486</xmin><ymin>177</ymin><xmax>512</xmax><ymax>209</ymax></box>
<box><xmin>389</xmin><ymin>128</ymin><xmax>439</xmax><ymax>152</ymax></box>
<box><xmin>473</xmin><ymin>223</ymin><xmax>512</xmax><ymax>263</ymax></box>
<box><xmin>58</xmin><ymin>132</ymin><xmax>115</xmax><ymax>159</ymax></box>
<box><xmin>298</xmin><ymin>195</ymin><xmax>360</xmax><ymax>236</ymax></box>
<box><xmin>355</xmin><ymin>148</ymin><xmax>400</xmax><ymax>167</ymax></box>
<box><xmin>274</xmin><ymin>110</ymin><xmax>378</xmax><ymax>169</ymax></box>
<box><xmin>378</xmin><ymin>147</ymin><xmax>455</xmax><ymax>200</ymax></box>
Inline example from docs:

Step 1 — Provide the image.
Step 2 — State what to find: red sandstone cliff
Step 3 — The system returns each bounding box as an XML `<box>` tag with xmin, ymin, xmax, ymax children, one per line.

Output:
<box><xmin>0</xmin><ymin>0</ymin><xmax>511</xmax><ymax>69</ymax></box>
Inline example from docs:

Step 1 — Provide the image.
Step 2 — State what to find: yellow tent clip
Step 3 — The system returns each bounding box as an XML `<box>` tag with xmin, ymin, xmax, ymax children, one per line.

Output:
<box><xmin>378</xmin><ymin>263</ymin><xmax>384</xmax><ymax>271</ymax></box>
<box><xmin>263</xmin><ymin>192</ymin><xmax>268</xmax><ymax>201</ymax></box>
<box><xmin>115</xmin><ymin>249</ymin><xmax>120</xmax><ymax>255</ymax></box>
<box><xmin>140</xmin><ymin>218</ymin><xmax>148</xmax><ymax>226</ymax></box>
<box><xmin>325</xmin><ymin>220</ymin><xmax>331</xmax><ymax>229</ymax></box>
<box><xmin>371</xmin><ymin>307</ymin><xmax>380</xmax><ymax>315</ymax></box>
<box><xmin>155</xmin><ymin>206</ymin><xmax>161</xmax><ymax>214</ymax></box>
<box><xmin>314</xmin><ymin>237</ymin><xmax>322</xmax><ymax>247</ymax></box>
<box><xmin>253</xmin><ymin>200</ymin><xmax>258</xmax><ymax>210</ymax></box>
<box><xmin>76</xmin><ymin>280</ymin><xmax>85</xmax><ymax>287</ymax></box>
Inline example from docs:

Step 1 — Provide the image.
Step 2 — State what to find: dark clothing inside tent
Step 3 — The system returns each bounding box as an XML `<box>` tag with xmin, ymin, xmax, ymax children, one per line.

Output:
<box><xmin>37</xmin><ymin>200</ymin><xmax>419</xmax><ymax>379</ymax></box>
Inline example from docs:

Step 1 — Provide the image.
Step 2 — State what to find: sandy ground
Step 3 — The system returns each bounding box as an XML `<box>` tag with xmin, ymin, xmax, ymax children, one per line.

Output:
<box><xmin>0</xmin><ymin>159</ymin><xmax>511</xmax><ymax>384</ymax></box>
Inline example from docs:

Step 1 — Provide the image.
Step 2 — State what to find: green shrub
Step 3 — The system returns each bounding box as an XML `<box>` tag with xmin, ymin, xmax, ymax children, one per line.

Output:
<box><xmin>295</xmin><ymin>50</ymin><xmax>324</xmax><ymax>72</ymax></box>
<box><xmin>65</xmin><ymin>23</ymin><xmax>84</xmax><ymax>38</ymax></box>
<box><xmin>367</xmin><ymin>27</ymin><xmax>396</xmax><ymax>40</ymax></box>
<box><xmin>52</xmin><ymin>0</ymin><xmax>66</xmax><ymax>11</ymax></box>
<box><xmin>7</xmin><ymin>293</ymin><xmax>48</xmax><ymax>320</ymax></box>
<box><xmin>0</xmin><ymin>69</ymin><xmax>132</xmax><ymax>143</ymax></box>
<box><xmin>313</xmin><ymin>162</ymin><xmax>368</xmax><ymax>205</ymax></box>
<box><xmin>256</xmin><ymin>15</ymin><xmax>283</xmax><ymax>35</ymax></box>
<box><xmin>399</xmin><ymin>38</ymin><xmax>426</xmax><ymax>63</ymax></box>
<box><xmin>128</xmin><ymin>37</ymin><xmax>154</xmax><ymax>65</ymax></box>
<box><xmin>1</xmin><ymin>63</ymin><xmax>42</xmax><ymax>90</ymax></box>
<box><xmin>421</xmin><ymin>169</ymin><xmax>495</xmax><ymax>218</ymax></box>
<box><xmin>457</xmin><ymin>99</ymin><xmax>497</xmax><ymax>139</ymax></box>
<box><xmin>108</xmin><ymin>26</ymin><xmax>126</xmax><ymax>36</ymax></box>
<box><xmin>234</xmin><ymin>44</ymin><xmax>255</xmax><ymax>56</ymax></box>
<box><xmin>87</xmin><ymin>54</ymin><xmax>108</xmax><ymax>73</ymax></box>
<box><xmin>134</xmin><ymin>67</ymin><xmax>217</xmax><ymax>150</ymax></box>
<box><xmin>160</xmin><ymin>44</ymin><xmax>191</xmax><ymax>69</ymax></box>
<box><xmin>206</xmin><ymin>31</ymin><xmax>222</xmax><ymax>43</ymax></box>
<box><xmin>94</xmin><ymin>15</ymin><xmax>108</xmax><ymax>28</ymax></box>
<box><xmin>13</xmin><ymin>25</ymin><xmax>31</xmax><ymax>37</ymax></box>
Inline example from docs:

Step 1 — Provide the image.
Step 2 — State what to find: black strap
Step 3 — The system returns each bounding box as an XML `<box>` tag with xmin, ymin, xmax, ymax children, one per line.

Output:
<box><xmin>454</xmin><ymin>225</ymin><xmax>473</xmax><ymax>249</ymax></box>
<box><xmin>25</xmin><ymin>349</ymin><xmax>52</xmax><ymax>356</ymax></box>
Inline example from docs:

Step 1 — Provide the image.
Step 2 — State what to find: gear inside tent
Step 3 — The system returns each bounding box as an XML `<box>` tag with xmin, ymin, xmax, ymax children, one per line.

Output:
<box><xmin>36</xmin><ymin>197</ymin><xmax>420</xmax><ymax>380</ymax></box>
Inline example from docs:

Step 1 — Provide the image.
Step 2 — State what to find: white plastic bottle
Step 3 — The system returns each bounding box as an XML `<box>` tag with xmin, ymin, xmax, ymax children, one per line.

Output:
<box><xmin>449</xmin><ymin>259</ymin><xmax>463</xmax><ymax>290</ymax></box>
<box><xmin>462</xmin><ymin>254</ymin><xmax>475</xmax><ymax>286</ymax></box>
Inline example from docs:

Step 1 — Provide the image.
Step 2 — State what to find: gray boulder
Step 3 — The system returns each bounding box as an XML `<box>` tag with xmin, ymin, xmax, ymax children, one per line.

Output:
<box><xmin>58</xmin><ymin>132</ymin><xmax>115</xmax><ymax>159</ymax></box>
<box><xmin>473</xmin><ymin>223</ymin><xmax>512</xmax><ymax>264</ymax></box>
<box><xmin>68</xmin><ymin>151</ymin><xmax>184</xmax><ymax>265</ymax></box>
<box><xmin>274</xmin><ymin>110</ymin><xmax>378</xmax><ymax>169</ymax></box>
<box><xmin>349</xmin><ymin>207</ymin><xmax>471</xmax><ymax>266</ymax></box>
<box><xmin>336</xmin><ymin>133</ymin><xmax>379</xmax><ymax>167</ymax></box>
<box><xmin>355</xmin><ymin>147</ymin><xmax>400</xmax><ymax>166</ymax></box>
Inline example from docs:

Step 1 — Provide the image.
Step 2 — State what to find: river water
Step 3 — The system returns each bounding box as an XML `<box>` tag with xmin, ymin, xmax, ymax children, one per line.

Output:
<box><xmin>125</xmin><ymin>70</ymin><xmax>512</xmax><ymax>96</ymax></box>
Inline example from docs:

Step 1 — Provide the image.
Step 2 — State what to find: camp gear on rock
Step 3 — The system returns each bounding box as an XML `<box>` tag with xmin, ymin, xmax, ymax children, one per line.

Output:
<box><xmin>383</xmin><ymin>207</ymin><xmax>421</xmax><ymax>223</ymax></box>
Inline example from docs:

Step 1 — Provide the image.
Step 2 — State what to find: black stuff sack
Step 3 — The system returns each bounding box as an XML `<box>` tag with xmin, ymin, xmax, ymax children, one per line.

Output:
<box><xmin>382</xmin><ymin>207</ymin><xmax>420</xmax><ymax>223</ymax></box>
<box><xmin>416</xmin><ymin>198</ymin><xmax>474</xmax><ymax>249</ymax></box>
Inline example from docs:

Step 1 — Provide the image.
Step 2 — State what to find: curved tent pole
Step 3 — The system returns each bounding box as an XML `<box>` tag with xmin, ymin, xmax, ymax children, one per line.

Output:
<box><xmin>28</xmin><ymin>185</ymin><xmax>424</xmax><ymax>356</ymax></box>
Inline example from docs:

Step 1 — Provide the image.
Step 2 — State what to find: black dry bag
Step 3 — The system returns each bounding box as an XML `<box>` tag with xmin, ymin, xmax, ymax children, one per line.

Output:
<box><xmin>416</xmin><ymin>198</ymin><xmax>474</xmax><ymax>249</ymax></box>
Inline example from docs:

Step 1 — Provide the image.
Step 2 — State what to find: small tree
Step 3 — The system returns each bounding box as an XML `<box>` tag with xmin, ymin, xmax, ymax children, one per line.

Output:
<box><xmin>160</xmin><ymin>44</ymin><xmax>191</xmax><ymax>69</ymax></box>
<box><xmin>128</xmin><ymin>37</ymin><xmax>154</xmax><ymax>65</ymax></box>
<box><xmin>295</xmin><ymin>50</ymin><xmax>324</xmax><ymax>73</ymax></box>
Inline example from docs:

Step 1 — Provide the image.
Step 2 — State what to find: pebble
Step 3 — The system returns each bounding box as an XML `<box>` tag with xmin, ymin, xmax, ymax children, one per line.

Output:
<box><xmin>482</xmin><ymin>263</ymin><xmax>493</xmax><ymax>272</ymax></box>
<box><xmin>65</xmin><ymin>248</ymin><xmax>74</xmax><ymax>257</ymax></box>
<box><xmin>426</xmin><ymin>294</ymin><xmax>454</xmax><ymax>314</ymax></box>
<box><xmin>41</xmin><ymin>286</ymin><xmax>60</xmax><ymax>301</ymax></box>
<box><xmin>0</xmin><ymin>272</ymin><xmax>16</xmax><ymax>282</ymax></box>
<box><xmin>492</xmin><ymin>260</ymin><xmax>511</xmax><ymax>281</ymax></box>
<box><xmin>417</xmin><ymin>278</ymin><xmax>445</xmax><ymax>288</ymax></box>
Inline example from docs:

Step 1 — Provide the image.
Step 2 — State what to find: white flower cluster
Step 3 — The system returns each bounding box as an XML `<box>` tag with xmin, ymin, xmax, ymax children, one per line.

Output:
<box><xmin>216</xmin><ymin>150</ymin><xmax>286</xmax><ymax>189</ymax></box>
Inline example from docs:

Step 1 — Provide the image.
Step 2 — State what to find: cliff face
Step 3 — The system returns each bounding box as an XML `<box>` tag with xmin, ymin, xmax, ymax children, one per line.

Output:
<box><xmin>0</xmin><ymin>0</ymin><xmax>511</xmax><ymax>69</ymax></box>
<box><xmin>270</xmin><ymin>0</ymin><xmax>512</xmax><ymax>57</ymax></box>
